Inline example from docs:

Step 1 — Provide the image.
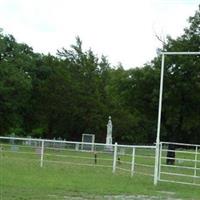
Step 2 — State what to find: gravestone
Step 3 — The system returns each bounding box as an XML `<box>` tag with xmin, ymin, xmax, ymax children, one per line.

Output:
<box><xmin>53</xmin><ymin>137</ymin><xmax>56</xmax><ymax>148</ymax></box>
<box><xmin>9</xmin><ymin>133</ymin><xmax>15</xmax><ymax>145</ymax></box>
<box><xmin>166</xmin><ymin>144</ymin><xmax>175</xmax><ymax>165</ymax></box>
<box><xmin>62</xmin><ymin>139</ymin><xmax>66</xmax><ymax>149</ymax></box>
<box><xmin>10</xmin><ymin>133</ymin><xmax>19</xmax><ymax>151</ymax></box>
<box><xmin>26</xmin><ymin>136</ymin><xmax>32</xmax><ymax>146</ymax></box>
<box><xmin>75</xmin><ymin>143</ymin><xmax>79</xmax><ymax>151</ymax></box>
<box><xmin>57</xmin><ymin>137</ymin><xmax>64</xmax><ymax>148</ymax></box>
<box><xmin>81</xmin><ymin>134</ymin><xmax>95</xmax><ymax>151</ymax></box>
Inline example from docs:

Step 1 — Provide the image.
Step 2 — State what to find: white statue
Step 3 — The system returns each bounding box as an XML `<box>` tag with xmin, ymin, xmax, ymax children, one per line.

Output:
<box><xmin>106</xmin><ymin>116</ymin><xmax>112</xmax><ymax>145</ymax></box>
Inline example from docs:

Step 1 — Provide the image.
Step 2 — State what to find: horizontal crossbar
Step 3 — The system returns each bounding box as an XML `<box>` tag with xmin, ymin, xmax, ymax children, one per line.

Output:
<box><xmin>161</xmin><ymin>52</ymin><xmax>200</xmax><ymax>55</ymax></box>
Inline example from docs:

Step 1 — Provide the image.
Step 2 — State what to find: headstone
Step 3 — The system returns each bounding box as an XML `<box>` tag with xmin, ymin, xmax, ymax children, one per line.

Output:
<box><xmin>62</xmin><ymin>139</ymin><xmax>66</xmax><ymax>149</ymax></box>
<box><xmin>10</xmin><ymin>133</ymin><xmax>15</xmax><ymax>145</ymax></box>
<box><xmin>57</xmin><ymin>137</ymin><xmax>63</xmax><ymax>148</ymax></box>
<box><xmin>26</xmin><ymin>136</ymin><xmax>32</xmax><ymax>146</ymax></box>
<box><xmin>166</xmin><ymin>144</ymin><xmax>175</xmax><ymax>165</ymax></box>
<box><xmin>10</xmin><ymin>133</ymin><xmax>19</xmax><ymax>151</ymax></box>
<box><xmin>75</xmin><ymin>143</ymin><xmax>79</xmax><ymax>151</ymax></box>
<box><xmin>81</xmin><ymin>134</ymin><xmax>95</xmax><ymax>151</ymax></box>
<box><xmin>53</xmin><ymin>137</ymin><xmax>56</xmax><ymax>148</ymax></box>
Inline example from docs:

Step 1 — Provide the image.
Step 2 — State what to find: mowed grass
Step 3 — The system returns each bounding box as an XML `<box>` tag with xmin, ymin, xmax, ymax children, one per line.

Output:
<box><xmin>1</xmin><ymin>145</ymin><xmax>200</xmax><ymax>199</ymax></box>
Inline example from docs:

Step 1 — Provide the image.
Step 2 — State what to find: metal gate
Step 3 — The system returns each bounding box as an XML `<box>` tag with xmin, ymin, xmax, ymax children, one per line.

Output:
<box><xmin>158</xmin><ymin>141</ymin><xmax>200</xmax><ymax>186</ymax></box>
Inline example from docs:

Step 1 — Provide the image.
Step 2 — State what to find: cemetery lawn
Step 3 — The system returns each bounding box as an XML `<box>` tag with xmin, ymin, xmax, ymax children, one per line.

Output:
<box><xmin>1</xmin><ymin>157</ymin><xmax>200</xmax><ymax>200</ymax></box>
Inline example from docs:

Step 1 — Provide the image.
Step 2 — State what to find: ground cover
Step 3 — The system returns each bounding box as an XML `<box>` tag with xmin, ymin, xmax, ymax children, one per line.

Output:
<box><xmin>1</xmin><ymin>147</ymin><xmax>200</xmax><ymax>200</ymax></box>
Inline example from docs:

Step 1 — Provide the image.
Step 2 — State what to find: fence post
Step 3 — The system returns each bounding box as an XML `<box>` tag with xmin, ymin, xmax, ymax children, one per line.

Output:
<box><xmin>112</xmin><ymin>142</ymin><xmax>118</xmax><ymax>173</ymax></box>
<box><xmin>158</xmin><ymin>143</ymin><xmax>162</xmax><ymax>180</ymax></box>
<box><xmin>194</xmin><ymin>146</ymin><xmax>198</xmax><ymax>178</ymax></box>
<box><xmin>40</xmin><ymin>140</ymin><xmax>44</xmax><ymax>167</ymax></box>
<box><xmin>131</xmin><ymin>147</ymin><xmax>135</xmax><ymax>176</ymax></box>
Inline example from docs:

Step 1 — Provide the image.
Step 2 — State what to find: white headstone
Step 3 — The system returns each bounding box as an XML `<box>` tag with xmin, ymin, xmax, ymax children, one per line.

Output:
<box><xmin>10</xmin><ymin>133</ymin><xmax>19</xmax><ymax>151</ymax></box>
<box><xmin>75</xmin><ymin>143</ymin><xmax>79</xmax><ymax>151</ymax></box>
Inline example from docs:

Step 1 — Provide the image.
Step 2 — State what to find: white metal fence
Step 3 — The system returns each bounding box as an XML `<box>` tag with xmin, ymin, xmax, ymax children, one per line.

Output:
<box><xmin>3</xmin><ymin>136</ymin><xmax>200</xmax><ymax>186</ymax></box>
<box><xmin>158</xmin><ymin>141</ymin><xmax>200</xmax><ymax>186</ymax></box>
<box><xmin>0</xmin><ymin>136</ymin><xmax>156</xmax><ymax>179</ymax></box>
<box><xmin>114</xmin><ymin>143</ymin><xmax>156</xmax><ymax>177</ymax></box>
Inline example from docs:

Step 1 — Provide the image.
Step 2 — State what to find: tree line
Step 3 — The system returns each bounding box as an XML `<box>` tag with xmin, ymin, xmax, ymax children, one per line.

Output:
<box><xmin>0</xmin><ymin>6</ymin><xmax>200</xmax><ymax>144</ymax></box>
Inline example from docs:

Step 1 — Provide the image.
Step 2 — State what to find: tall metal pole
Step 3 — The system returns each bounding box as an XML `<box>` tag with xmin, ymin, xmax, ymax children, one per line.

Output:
<box><xmin>154</xmin><ymin>53</ymin><xmax>165</xmax><ymax>185</ymax></box>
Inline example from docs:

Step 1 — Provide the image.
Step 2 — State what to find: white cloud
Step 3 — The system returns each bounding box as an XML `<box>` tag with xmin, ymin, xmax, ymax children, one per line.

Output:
<box><xmin>0</xmin><ymin>0</ymin><xmax>199</xmax><ymax>68</ymax></box>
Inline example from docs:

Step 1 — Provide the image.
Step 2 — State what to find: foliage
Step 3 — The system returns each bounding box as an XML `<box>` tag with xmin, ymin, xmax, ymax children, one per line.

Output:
<box><xmin>0</xmin><ymin>5</ymin><xmax>200</xmax><ymax>144</ymax></box>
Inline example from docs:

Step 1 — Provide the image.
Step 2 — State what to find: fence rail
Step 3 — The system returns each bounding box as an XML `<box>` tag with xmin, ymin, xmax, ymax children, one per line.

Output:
<box><xmin>0</xmin><ymin>136</ymin><xmax>156</xmax><ymax>180</ymax></box>
<box><xmin>159</xmin><ymin>141</ymin><xmax>200</xmax><ymax>186</ymax></box>
<box><xmin>2</xmin><ymin>136</ymin><xmax>200</xmax><ymax>186</ymax></box>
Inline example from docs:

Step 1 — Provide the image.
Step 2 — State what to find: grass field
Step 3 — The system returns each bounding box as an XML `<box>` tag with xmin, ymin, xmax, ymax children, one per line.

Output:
<box><xmin>1</xmin><ymin>142</ymin><xmax>200</xmax><ymax>199</ymax></box>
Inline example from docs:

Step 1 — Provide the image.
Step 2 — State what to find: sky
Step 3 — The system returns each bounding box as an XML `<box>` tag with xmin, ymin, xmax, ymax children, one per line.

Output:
<box><xmin>0</xmin><ymin>0</ymin><xmax>199</xmax><ymax>69</ymax></box>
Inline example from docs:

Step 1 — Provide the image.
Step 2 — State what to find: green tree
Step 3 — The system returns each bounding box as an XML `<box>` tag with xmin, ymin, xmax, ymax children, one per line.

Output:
<box><xmin>0</xmin><ymin>33</ymin><xmax>32</xmax><ymax>135</ymax></box>
<box><xmin>152</xmin><ymin>5</ymin><xmax>200</xmax><ymax>143</ymax></box>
